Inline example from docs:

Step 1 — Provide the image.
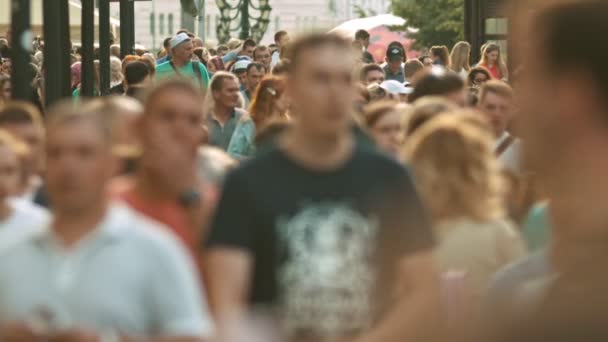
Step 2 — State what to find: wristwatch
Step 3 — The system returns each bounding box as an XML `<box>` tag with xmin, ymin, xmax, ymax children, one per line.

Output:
<box><xmin>178</xmin><ymin>189</ymin><xmax>202</xmax><ymax>208</ymax></box>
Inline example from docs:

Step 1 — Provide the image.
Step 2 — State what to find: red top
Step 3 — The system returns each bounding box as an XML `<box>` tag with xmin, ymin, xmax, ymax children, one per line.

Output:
<box><xmin>481</xmin><ymin>63</ymin><xmax>502</xmax><ymax>80</ymax></box>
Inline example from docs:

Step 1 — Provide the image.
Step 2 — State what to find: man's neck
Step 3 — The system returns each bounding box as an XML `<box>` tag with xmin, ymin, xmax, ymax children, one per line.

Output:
<box><xmin>172</xmin><ymin>57</ymin><xmax>188</xmax><ymax>68</ymax></box>
<box><xmin>389</xmin><ymin>65</ymin><xmax>401</xmax><ymax>73</ymax></box>
<box><xmin>279</xmin><ymin>124</ymin><xmax>354</xmax><ymax>171</ymax></box>
<box><xmin>52</xmin><ymin>200</ymin><xmax>108</xmax><ymax>249</ymax></box>
<box><xmin>213</xmin><ymin>104</ymin><xmax>234</xmax><ymax>124</ymax></box>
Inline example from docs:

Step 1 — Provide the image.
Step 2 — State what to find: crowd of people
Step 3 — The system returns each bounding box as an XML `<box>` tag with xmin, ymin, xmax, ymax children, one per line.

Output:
<box><xmin>0</xmin><ymin>0</ymin><xmax>608</xmax><ymax>341</ymax></box>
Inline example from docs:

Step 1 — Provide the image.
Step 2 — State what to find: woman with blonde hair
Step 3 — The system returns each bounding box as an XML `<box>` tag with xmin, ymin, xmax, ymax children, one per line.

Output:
<box><xmin>403</xmin><ymin>111</ymin><xmax>526</xmax><ymax>308</ymax></box>
<box><xmin>450</xmin><ymin>41</ymin><xmax>471</xmax><ymax>79</ymax></box>
<box><xmin>227</xmin><ymin>76</ymin><xmax>290</xmax><ymax>159</ymax></box>
<box><xmin>478</xmin><ymin>43</ymin><xmax>509</xmax><ymax>81</ymax></box>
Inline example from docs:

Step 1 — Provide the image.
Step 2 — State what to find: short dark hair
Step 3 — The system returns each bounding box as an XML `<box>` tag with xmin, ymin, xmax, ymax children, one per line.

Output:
<box><xmin>467</xmin><ymin>66</ymin><xmax>492</xmax><ymax>87</ymax></box>
<box><xmin>246</xmin><ymin>62</ymin><xmax>266</xmax><ymax>74</ymax></box>
<box><xmin>163</xmin><ymin>37</ymin><xmax>172</xmax><ymax>49</ymax></box>
<box><xmin>243</xmin><ymin>39</ymin><xmax>257</xmax><ymax>48</ymax></box>
<box><xmin>217</xmin><ymin>45</ymin><xmax>228</xmax><ymax>53</ymax></box>
<box><xmin>125</xmin><ymin>61</ymin><xmax>150</xmax><ymax>86</ymax></box>
<box><xmin>409</xmin><ymin>72</ymin><xmax>465</xmax><ymax>103</ymax></box>
<box><xmin>253</xmin><ymin>45</ymin><xmax>269</xmax><ymax>59</ymax></box>
<box><xmin>274</xmin><ymin>31</ymin><xmax>288</xmax><ymax>44</ymax></box>
<box><xmin>355</xmin><ymin>29</ymin><xmax>370</xmax><ymax>41</ymax></box>
<box><xmin>359</xmin><ymin>63</ymin><xmax>384</xmax><ymax>82</ymax></box>
<box><xmin>534</xmin><ymin>0</ymin><xmax>608</xmax><ymax>103</ymax></box>
<box><xmin>286</xmin><ymin>33</ymin><xmax>350</xmax><ymax>75</ymax></box>
<box><xmin>176</xmin><ymin>29</ymin><xmax>195</xmax><ymax>38</ymax></box>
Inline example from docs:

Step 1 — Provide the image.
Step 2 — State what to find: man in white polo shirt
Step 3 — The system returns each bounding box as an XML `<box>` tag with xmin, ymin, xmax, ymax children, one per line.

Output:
<box><xmin>0</xmin><ymin>99</ymin><xmax>212</xmax><ymax>341</ymax></box>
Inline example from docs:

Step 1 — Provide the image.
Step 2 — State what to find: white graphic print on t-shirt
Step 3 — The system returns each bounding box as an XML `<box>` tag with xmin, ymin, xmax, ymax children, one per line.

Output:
<box><xmin>277</xmin><ymin>202</ymin><xmax>379</xmax><ymax>338</ymax></box>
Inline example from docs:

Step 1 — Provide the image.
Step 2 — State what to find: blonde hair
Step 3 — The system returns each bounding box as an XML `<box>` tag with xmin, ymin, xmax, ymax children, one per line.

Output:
<box><xmin>450</xmin><ymin>41</ymin><xmax>471</xmax><ymax>73</ymax></box>
<box><xmin>403</xmin><ymin>96</ymin><xmax>458</xmax><ymax>138</ymax></box>
<box><xmin>403</xmin><ymin>111</ymin><xmax>505</xmax><ymax>223</ymax></box>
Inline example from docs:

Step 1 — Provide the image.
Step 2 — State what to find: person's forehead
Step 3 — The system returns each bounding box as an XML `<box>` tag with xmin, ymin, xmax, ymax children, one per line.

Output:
<box><xmin>297</xmin><ymin>45</ymin><xmax>354</xmax><ymax>72</ymax></box>
<box><xmin>47</xmin><ymin>120</ymin><xmax>106</xmax><ymax>145</ymax></box>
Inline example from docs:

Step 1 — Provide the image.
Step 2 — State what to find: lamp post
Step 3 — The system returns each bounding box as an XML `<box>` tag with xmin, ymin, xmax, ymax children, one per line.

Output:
<box><xmin>216</xmin><ymin>0</ymin><xmax>272</xmax><ymax>43</ymax></box>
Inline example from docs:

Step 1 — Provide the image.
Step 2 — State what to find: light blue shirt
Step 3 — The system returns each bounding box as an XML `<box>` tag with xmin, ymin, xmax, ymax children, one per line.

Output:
<box><xmin>227</xmin><ymin>116</ymin><xmax>256</xmax><ymax>160</ymax></box>
<box><xmin>0</xmin><ymin>204</ymin><xmax>213</xmax><ymax>337</ymax></box>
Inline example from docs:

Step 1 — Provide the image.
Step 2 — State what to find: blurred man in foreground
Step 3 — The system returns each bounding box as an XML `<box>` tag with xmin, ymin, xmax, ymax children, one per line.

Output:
<box><xmin>205</xmin><ymin>33</ymin><xmax>438</xmax><ymax>342</ymax></box>
<box><xmin>0</xmin><ymin>100</ymin><xmax>212</xmax><ymax>341</ymax></box>
<box><xmin>483</xmin><ymin>1</ymin><xmax>608</xmax><ymax>340</ymax></box>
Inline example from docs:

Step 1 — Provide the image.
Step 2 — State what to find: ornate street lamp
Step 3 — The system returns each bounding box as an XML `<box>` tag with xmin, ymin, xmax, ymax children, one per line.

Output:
<box><xmin>216</xmin><ymin>0</ymin><xmax>272</xmax><ymax>43</ymax></box>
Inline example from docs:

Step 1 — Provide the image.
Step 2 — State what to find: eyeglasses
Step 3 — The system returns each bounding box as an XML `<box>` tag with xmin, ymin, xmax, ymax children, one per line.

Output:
<box><xmin>474</xmin><ymin>77</ymin><xmax>488</xmax><ymax>84</ymax></box>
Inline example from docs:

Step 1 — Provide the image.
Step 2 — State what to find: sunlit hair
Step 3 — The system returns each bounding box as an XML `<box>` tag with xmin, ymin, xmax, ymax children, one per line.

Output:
<box><xmin>403</xmin><ymin>96</ymin><xmax>458</xmax><ymax>138</ymax></box>
<box><xmin>479</xmin><ymin>43</ymin><xmax>508</xmax><ymax>78</ymax></box>
<box><xmin>362</xmin><ymin>100</ymin><xmax>400</xmax><ymax>130</ymax></box>
<box><xmin>45</xmin><ymin>99</ymin><xmax>114</xmax><ymax>145</ymax></box>
<box><xmin>403</xmin><ymin>111</ymin><xmax>504</xmax><ymax>223</ymax></box>
<box><xmin>479</xmin><ymin>80</ymin><xmax>513</xmax><ymax>104</ymax></box>
<box><xmin>248</xmin><ymin>76</ymin><xmax>288</xmax><ymax>128</ymax></box>
<box><xmin>450</xmin><ymin>41</ymin><xmax>471</xmax><ymax>73</ymax></box>
<box><xmin>110</xmin><ymin>56</ymin><xmax>123</xmax><ymax>84</ymax></box>
<box><xmin>0</xmin><ymin>100</ymin><xmax>43</xmax><ymax>129</ymax></box>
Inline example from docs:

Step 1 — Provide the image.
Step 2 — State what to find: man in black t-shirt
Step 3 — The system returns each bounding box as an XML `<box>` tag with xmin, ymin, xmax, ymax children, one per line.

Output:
<box><xmin>205</xmin><ymin>33</ymin><xmax>439</xmax><ymax>341</ymax></box>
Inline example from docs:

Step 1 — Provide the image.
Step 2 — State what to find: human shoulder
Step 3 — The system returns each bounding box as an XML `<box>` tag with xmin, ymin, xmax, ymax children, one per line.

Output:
<box><xmin>353</xmin><ymin>147</ymin><xmax>410</xmax><ymax>180</ymax></box>
<box><xmin>155</xmin><ymin>60</ymin><xmax>172</xmax><ymax>72</ymax></box>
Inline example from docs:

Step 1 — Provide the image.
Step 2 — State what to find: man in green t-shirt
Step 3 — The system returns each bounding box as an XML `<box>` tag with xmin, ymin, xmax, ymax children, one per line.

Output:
<box><xmin>156</xmin><ymin>33</ymin><xmax>210</xmax><ymax>89</ymax></box>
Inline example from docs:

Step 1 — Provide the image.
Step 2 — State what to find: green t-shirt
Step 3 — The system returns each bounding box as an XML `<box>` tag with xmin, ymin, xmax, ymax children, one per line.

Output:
<box><xmin>155</xmin><ymin>60</ymin><xmax>210</xmax><ymax>88</ymax></box>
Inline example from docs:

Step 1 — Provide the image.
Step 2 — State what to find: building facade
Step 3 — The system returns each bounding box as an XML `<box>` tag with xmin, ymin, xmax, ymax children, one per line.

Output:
<box><xmin>123</xmin><ymin>0</ymin><xmax>389</xmax><ymax>52</ymax></box>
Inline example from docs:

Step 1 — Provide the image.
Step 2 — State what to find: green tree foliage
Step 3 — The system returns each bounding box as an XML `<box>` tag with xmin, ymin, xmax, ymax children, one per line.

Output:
<box><xmin>391</xmin><ymin>0</ymin><xmax>464</xmax><ymax>48</ymax></box>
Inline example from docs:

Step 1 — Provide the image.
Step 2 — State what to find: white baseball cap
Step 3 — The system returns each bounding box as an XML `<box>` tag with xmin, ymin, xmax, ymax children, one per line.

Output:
<box><xmin>170</xmin><ymin>33</ymin><xmax>191</xmax><ymax>49</ymax></box>
<box><xmin>380</xmin><ymin>80</ymin><xmax>413</xmax><ymax>95</ymax></box>
<box><xmin>232</xmin><ymin>59</ymin><xmax>252</xmax><ymax>72</ymax></box>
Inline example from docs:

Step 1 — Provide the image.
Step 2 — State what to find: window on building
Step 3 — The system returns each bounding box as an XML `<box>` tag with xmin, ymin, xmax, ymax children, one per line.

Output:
<box><xmin>274</xmin><ymin>16</ymin><xmax>280</xmax><ymax>32</ymax></box>
<box><xmin>214</xmin><ymin>15</ymin><xmax>220</xmax><ymax>39</ymax></box>
<box><xmin>168</xmin><ymin>14</ymin><xmax>174</xmax><ymax>36</ymax></box>
<box><xmin>206</xmin><ymin>15</ymin><xmax>211</xmax><ymax>39</ymax></box>
<box><xmin>150</xmin><ymin>13</ymin><xmax>155</xmax><ymax>35</ymax></box>
<box><xmin>159</xmin><ymin>14</ymin><xmax>165</xmax><ymax>35</ymax></box>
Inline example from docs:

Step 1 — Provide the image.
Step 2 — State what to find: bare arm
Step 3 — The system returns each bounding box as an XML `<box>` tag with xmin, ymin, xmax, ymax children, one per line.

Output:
<box><xmin>204</xmin><ymin>247</ymin><xmax>253</xmax><ymax>339</ymax></box>
<box><xmin>356</xmin><ymin>249</ymin><xmax>441</xmax><ymax>342</ymax></box>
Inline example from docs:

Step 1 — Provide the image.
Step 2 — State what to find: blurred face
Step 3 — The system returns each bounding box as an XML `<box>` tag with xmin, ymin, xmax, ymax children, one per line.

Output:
<box><xmin>207</xmin><ymin>61</ymin><xmax>217</xmax><ymax>73</ymax></box>
<box><xmin>486</xmin><ymin>50</ymin><xmax>499</xmax><ymax>64</ymax></box>
<box><xmin>473</xmin><ymin>72</ymin><xmax>489</xmax><ymax>86</ymax></box>
<box><xmin>213</xmin><ymin>78</ymin><xmax>240</xmax><ymax>109</ymax></box>
<box><xmin>479</xmin><ymin>91</ymin><xmax>512</xmax><ymax>137</ymax></box>
<box><xmin>3</xmin><ymin>123</ymin><xmax>44</xmax><ymax>175</ymax></box>
<box><xmin>235</xmin><ymin>71</ymin><xmax>247</xmax><ymax>87</ymax></box>
<box><xmin>46</xmin><ymin>120</ymin><xmax>115</xmax><ymax>213</ymax></box>
<box><xmin>422</xmin><ymin>57</ymin><xmax>433</xmax><ymax>69</ymax></box>
<box><xmin>246</xmin><ymin>67</ymin><xmax>265</xmax><ymax>92</ymax></box>
<box><xmin>242</xmin><ymin>45</ymin><xmax>255</xmax><ymax>58</ymax></box>
<box><xmin>1</xmin><ymin>59</ymin><xmax>11</xmax><ymax>75</ymax></box>
<box><xmin>141</xmin><ymin>89</ymin><xmax>204</xmax><ymax>157</ymax></box>
<box><xmin>365</xmin><ymin>70</ymin><xmax>384</xmax><ymax>85</ymax></box>
<box><xmin>446</xmin><ymin>87</ymin><xmax>467</xmax><ymax>107</ymax></box>
<box><xmin>255</xmin><ymin>49</ymin><xmax>272</xmax><ymax>68</ymax></box>
<box><xmin>287</xmin><ymin>44</ymin><xmax>355</xmax><ymax>137</ymax></box>
<box><xmin>0</xmin><ymin>145</ymin><xmax>20</xmax><ymax>200</ymax></box>
<box><xmin>1</xmin><ymin>80</ymin><xmax>11</xmax><ymax>99</ymax></box>
<box><xmin>371</xmin><ymin>111</ymin><xmax>402</xmax><ymax>157</ymax></box>
<box><xmin>388</xmin><ymin>58</ymin><xmax>403</xmax><ymax>72</ymax></box>
<box><xmin>173</xmin><ymin>41</ymin><xmax>194</xmax><ymax>63</ymax></box>
<box><xmin>278</xmin><ymin>35</ymin><xmax>290</xmax><ymax>48</ymax></box>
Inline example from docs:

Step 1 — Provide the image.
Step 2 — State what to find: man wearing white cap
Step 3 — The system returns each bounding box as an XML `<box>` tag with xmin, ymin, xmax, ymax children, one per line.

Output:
<box><xmin>156</xmin><ymin>33</ymin><xmax>210</xmax><ymax>89</ymax></box>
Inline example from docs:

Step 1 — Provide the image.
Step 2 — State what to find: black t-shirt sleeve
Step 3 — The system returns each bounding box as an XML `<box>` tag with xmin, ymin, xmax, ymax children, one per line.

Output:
<box><xmin>204</xmin><ymin>170</ymin><xmax>256</xmax><ymax>252</ymax></box>
<box><xmin>375</xmin><ymin>165</ymin><xmax>435</xmax><ymax>258</ymax></box>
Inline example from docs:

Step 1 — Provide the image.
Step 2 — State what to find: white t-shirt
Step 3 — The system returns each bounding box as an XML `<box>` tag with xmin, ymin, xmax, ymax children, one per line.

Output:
<box><xmin>0</xmin><ymin>198</ymin><xmax>50</xmax><ymax>240</ymax></box>
<box><xmin>496</xmin><ymin>132</ymin><xmax>521</xmax><ymax>171</ymax></box>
